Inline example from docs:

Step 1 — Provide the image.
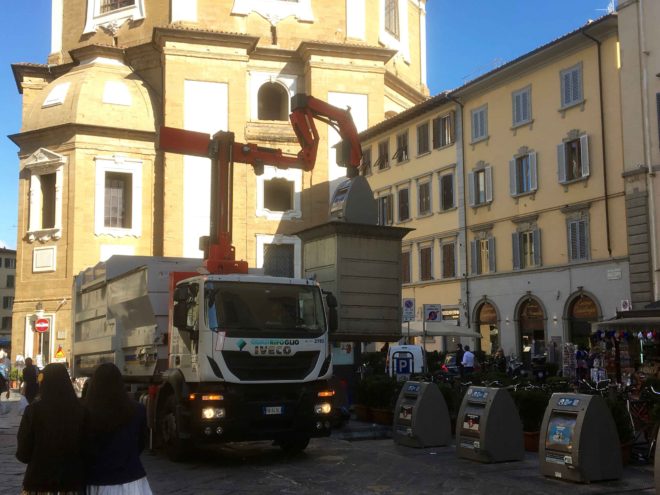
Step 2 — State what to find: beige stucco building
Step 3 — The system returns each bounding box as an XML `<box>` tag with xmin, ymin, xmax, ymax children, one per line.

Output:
<box><xmin>360</xmin><ymin>15</ymin><xmax>629</xmax><ymax>361</ymax></box>
<box><xmin>9</xmin><ymin>0</ymin><xmax>428</xmax><ymax>365</ymax></box>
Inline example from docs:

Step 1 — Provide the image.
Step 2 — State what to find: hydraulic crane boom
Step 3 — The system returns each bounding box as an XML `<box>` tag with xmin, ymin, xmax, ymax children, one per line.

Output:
<box><xmin>159</xmin><ymin>94</ymin><xmax>362</xmax><ymax>274</ymax></box>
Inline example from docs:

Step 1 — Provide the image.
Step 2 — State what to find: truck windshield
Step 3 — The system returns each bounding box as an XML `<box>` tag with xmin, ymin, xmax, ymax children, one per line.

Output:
<box><xmin>204</xmin><ymin>282</ymin><xmax>325</xmax><ymax>337</ymax></box>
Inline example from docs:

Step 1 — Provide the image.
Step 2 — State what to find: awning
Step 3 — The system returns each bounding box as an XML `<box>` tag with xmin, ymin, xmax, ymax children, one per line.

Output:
<box><xmin>401</xmin><ymin>320</ymin><xmax>482</xmax><ymax>339</ymax></box>
<box><xmin>592</xmin><ymin>317</ymin><xmax>660</xmax><ymax>330</ymax></box>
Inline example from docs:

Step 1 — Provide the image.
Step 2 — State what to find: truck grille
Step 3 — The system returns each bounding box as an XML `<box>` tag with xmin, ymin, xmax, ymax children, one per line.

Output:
<box><xmin>221</xmin><ymin>351</ymin><xmax>320</xmax><ymax>381</ymax></box>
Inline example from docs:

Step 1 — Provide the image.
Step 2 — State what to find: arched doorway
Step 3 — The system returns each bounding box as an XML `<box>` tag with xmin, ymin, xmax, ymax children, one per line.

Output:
<box><xmin>567</xmin><ymin>294</ymin><xmax>599</xmax><ymax>349</ymax></box>
<box><xmin>518</xmin><ymin>297</ymin><xmax>545</xmax><ymax>366</ymax></box>
<box><xmin>476</xmin><ymin>301</ymin><xmax>499</xmax><ymax>355</ymax></box>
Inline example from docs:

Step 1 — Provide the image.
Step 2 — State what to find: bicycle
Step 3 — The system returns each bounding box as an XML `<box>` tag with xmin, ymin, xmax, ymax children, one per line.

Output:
<box><xmin>578</xmin><ymin>378</ymin><xmax>611</xmax><ymax>397</ymax></box>
<box><xmin>623</xmin><ymin>384</ymin><xmax>660</xmax><ymax>464</ymax></box>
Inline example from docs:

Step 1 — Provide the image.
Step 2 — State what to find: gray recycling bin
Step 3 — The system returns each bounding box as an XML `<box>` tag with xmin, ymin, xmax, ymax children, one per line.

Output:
<box><xmin>455</xmin><ymin>386</ymin><xmax>524</xmax><ymax>463</ymax></box>
<box><xmin>393</xmin><ymin>381</ymin><xmax>451</xmax><ymax>448</ymax></box>
<box><xmin>539</xmin><ymin>393</ymin><xmax>621</xmax><ymax>483</ymax></box>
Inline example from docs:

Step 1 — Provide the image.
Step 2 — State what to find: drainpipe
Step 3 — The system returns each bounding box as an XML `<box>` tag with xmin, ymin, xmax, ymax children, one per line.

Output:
<box><xmin>581</xmin><ymin>29</ymin><xmax>612</xmax><ymax>258</ymax></box>
<box><xmin>446</xmin><ymin>93</ymin><xmax>470</xmax><ymax>329</ymax></box>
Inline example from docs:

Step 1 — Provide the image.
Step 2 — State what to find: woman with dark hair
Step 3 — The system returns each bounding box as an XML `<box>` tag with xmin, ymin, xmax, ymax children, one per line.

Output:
<box><xmin>85</xmin><ymin>362</ymin><xmax>152</xmax><ymax>495</ymax></box>
<box><xmin>16</xmin><ymin>363</ymin><xmax>87</xmax><ymax>494</ymax></box>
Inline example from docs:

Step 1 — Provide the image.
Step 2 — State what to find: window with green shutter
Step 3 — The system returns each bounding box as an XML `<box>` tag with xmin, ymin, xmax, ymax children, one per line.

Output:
<box><xmin>560</xmin><ymin>63</ymin><xmax>583</xmax><ymax>108</ymax></box>
<box><xmin>567</xmin><ymin>219</ymin><xmax>589</xmax><ymax>261</ymax></box>
<box><xmin>512</xmin><ymin>86</ymin><xmax>532</xmax><ymax>126</ymax></box>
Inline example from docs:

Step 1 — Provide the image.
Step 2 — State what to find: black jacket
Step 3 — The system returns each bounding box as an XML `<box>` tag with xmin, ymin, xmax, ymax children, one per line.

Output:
<box><xmin>16</xmin><ymin>400</ymin><xmax>87</xmax><ymax>492</ymax></box>
<box><xmin>86</xmin><ymin>402</ymin><xmax>148</xmax><ymax>486</ymax></box>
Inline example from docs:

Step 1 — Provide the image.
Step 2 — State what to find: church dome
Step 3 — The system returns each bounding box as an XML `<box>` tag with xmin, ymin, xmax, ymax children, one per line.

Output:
<box><xmin>23</xmin><ymin>48</ymin><xmax>157</xmax><ymax>134</ymax></box>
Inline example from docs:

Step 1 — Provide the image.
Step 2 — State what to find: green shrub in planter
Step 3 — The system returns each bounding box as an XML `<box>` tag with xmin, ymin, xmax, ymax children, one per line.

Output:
<box><xmin>360</xmin><ymin>374</ymin><xmax>401</xmax><ymax>409</ymax></box>
<box><xmin>512</xmin><ymin>389</ymin><xmax>551</xmax><ymax>432</ymax></box>
<box><xmin>361</xmin><ymin>352</ymin><xmax>387</xmax><ymax>376</ymax></box>
<box><xmin>9</xmin><ymin>368</ymin><xmax>22</xmax><ymax>381</ymax></box>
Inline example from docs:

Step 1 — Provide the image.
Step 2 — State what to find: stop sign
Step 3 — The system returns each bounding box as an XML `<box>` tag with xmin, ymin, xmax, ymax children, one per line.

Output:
<box><xmin>35</xmin><ymin>318</ymin><xmax>49</xmax><ymax>333</ymax></box>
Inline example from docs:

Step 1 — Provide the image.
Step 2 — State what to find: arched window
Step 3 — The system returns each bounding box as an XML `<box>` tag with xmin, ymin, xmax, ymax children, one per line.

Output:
<box><xmin>517</xmin><ymin>297</ymin><xmax>545</xmax><ymax>365</ymax></box>
<box><xmin>476</xmin><ymin>302</ymin><xmax>498</xmax><ymax>355</ymax></box>
<box><xmin>258</xmin><ymin>82</ymin><xmax>289</xmax><ymax>121</ymax></box>
<box><xmin>567</xmin><ymin>294</ymin><xmax>598</xmax><ymax>349</ymax></box>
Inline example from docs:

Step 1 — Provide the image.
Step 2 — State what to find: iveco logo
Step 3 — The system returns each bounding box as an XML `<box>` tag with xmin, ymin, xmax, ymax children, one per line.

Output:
<box><xmin>237</xmin><ymin>339</ymin><xmax>247</xmax><ymax>351</ymax></box>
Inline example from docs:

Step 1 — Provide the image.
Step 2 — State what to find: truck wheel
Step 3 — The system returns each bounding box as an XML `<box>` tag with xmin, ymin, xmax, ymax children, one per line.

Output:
<box><xmin>161</xmin><ymin>395</ymin><xmax>192</xmax><ymax>462</ymax></box>
<box><xmin>279</xmin><ymin>435</ymin><xmax>310</xmax><ymax>455</ymax></box>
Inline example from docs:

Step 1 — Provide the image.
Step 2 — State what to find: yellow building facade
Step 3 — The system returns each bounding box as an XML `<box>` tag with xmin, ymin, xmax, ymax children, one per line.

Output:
<box><xmin>361</xmin><ymin>15</ymin><xmax>629</xmax><ymax>361</ymax></box>
<box><xmin>10</xmin><ymin>0</ymin><xmax>428</xmax><ymax>365</ymax></box>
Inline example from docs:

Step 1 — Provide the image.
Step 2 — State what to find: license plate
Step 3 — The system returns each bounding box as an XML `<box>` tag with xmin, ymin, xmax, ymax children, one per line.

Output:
<box><xmin>263</xmin><ymin>406</ymin><xmax>283</xmax><ymax>416</ymax></box>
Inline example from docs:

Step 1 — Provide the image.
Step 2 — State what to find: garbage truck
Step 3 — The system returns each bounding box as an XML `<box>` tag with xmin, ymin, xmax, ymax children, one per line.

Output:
<box><xmin>71</xmin><ymin>94</ymin><xmax>363</xmax><ymax>460</ymax></box>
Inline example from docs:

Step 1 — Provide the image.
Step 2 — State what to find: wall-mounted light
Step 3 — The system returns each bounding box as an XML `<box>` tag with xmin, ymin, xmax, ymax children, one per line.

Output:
<box><xmin>505</xmin><ymin>316</ymin><xmax>510</xmax><ymax>325</ymax></box>
<box><xmin>553</xmin><ymin>315</ymin><xmax>558</xmax><ymax>324</ymax></box>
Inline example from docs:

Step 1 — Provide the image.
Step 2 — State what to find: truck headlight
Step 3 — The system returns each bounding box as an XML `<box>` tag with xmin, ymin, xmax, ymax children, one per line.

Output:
<box><xmin>314</xmin><ymin>402</ymin><xmax>332</xmax><ymax>415</ymax></box>
<box><xmin>202</xmin><ymin>407</ymin><xmax>225</xmax><ymax>419</ymax></box>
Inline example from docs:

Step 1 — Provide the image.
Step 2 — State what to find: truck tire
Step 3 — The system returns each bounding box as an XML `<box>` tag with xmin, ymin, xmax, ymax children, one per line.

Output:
<box><xmin>278</xmin><ymin>435</ymin><xmax>310</xmax><ymax>455</ymax></box>
<box><xmin>160</xmin><ymin>394</ymin><xmax>192</xmax><ymax>462</ymax></box>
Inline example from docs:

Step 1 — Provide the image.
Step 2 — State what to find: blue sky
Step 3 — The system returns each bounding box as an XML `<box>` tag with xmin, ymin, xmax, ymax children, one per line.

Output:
<box><xmin>0</xmin><ymin>1</ymin><xmax>614</xmax><ymax>249</ymax></box>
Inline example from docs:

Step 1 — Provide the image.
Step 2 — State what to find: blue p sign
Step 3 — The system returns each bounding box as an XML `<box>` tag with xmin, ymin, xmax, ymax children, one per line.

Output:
<box><xmin>394</xmin><ymin>356</ymin><xmax>412</xmax><ymax>375</ymax></box>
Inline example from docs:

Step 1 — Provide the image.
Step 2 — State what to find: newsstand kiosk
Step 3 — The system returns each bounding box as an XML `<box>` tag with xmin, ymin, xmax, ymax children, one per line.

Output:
<box><xmin>455</xmin><ymin>386</ymin><xmax>524</xmax><ymax>463</ymax></box>
<box><xmin>393</xmin><ymin>381</ymin><xmax>451</xmax><ymax>447</ymax></box>
<box><xmin>539</xmin><ymin>393</ymin><xmax>621</xmax><ymax>482</ymax></box>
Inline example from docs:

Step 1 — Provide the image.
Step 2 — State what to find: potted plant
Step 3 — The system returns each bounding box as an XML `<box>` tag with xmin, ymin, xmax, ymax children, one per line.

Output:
<box><xmin>512</xmin><ymin>389</ymin><xmax>550</xmax><ymax>451</ymax></box>
<box><xmin>362</xmin><ymin>374</ymin><xmax>401</xmax><ymax>425</ymax></box>
<box><xmin>9</xmin><ymin>368</ymin><xmax>21</xmax><ymax>390</ymax></box>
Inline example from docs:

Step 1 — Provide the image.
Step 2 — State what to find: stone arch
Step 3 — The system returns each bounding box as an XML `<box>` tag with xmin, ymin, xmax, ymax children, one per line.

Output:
<box><xmin>257</xmin><ymin>81</ymin><xmax>289</xmax><ymax>121</ymax></box>
<box><xmin>514</xmin><ymin>294</ymin><xmax>547</xmax><ymax>364</ymax></box>
<box><xmin>473</xmin><ymin>299</ymin><xmax>500</xmax><ymax>355</ymax></box>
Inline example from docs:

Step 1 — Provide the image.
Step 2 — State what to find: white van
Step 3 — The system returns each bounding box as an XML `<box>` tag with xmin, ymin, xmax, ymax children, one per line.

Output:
<box><xmin>386</xmin><ymin>345</ymin><xmax>426</xmax><ymax>378</ymax></box>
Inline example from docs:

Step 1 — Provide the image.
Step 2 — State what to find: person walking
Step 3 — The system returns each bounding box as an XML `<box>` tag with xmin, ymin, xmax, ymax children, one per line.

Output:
<box><xmin>16</xmin><ymin>363</ymin><xmax>87</xmax><ymax>495</ymax></box>
<box><xmin>493</xmin><ymin>348</ymin><xmax>507</xmax><ymax>373</ymax></box>
<box><xmin>22</xmin><ymin>357</ymin><xmax>39</xmax><ymax>404</ymax></box>
<box><xmin>462</xmin><ymin>345</ymin><xmax>475</xmax><ymax>375</ymax></box>
<box><xmin>84</xmin><ymin>362</ymin><xmax>152</xmax><ymax>495</ymax></box>
<box><xmin>455</xmin><ymin>343</ymin><xmax>465</xmax><ymax>377</ymax></box>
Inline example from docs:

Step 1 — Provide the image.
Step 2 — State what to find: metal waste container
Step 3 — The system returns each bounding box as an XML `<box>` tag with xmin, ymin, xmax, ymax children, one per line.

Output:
<box><xmin>393</xmin><ymin>381</ymin><xmax>451</xmax><ymax>448</ymax></box>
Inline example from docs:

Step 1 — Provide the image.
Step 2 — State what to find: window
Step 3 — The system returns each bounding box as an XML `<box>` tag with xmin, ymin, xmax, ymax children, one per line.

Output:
<box><xmin>441</xmin><ymin>242</ymin><xmax>456</xmax><ymax>279</ymax></box>
<box><xmin>84</xmin><ymin>0</ymin><xmax>145</xmax><ymax>34</ymax></box>
<box><xmin>440</xmin><ymin>173</ymin><xmax>454</xmax><ymax>211</ymax></box>
<box><xmin>25</xmin><ymin>148</ymin><xmax>65</xmax><ymax>243</ymax></box>
<box><xmin>402</xmin><ymin>251</ymin><xmax>411</xmax><ymax>284</ymax></box>
<box><xmin>95</xmin><ymin>156</ymin><xmax>142</xmax><ymax>237</ymax></box>
<box><xmin>384</xmin><ymin>0</ymin><xmax>399</xmax><ymax>39</ymax></box>
<box><xmin>105</xmin><ymin>172</ymin><xmax>132</xmax><ymax>228</ymax></box>
<box><xmin>397</xmin><ymin>186</ymin><xmax>410</xmax><ymax>222</ymax></box>
<box><xmin>375</xmin><ymin>140</ymin><xmax>390</xmax><ymax>170</ymax></box>
<box><xmin>468</xmin><ymin>166</ymin><xmax>493</xmax><ymax>207</ymax></box>
<box><xmin>471</xmin><ymin>105</ymin><xmax>488</xmax><ymax>142</ymax></box>
<box><xmin>100</xmin><ymin>0</ymin><xmax>134</xmax><ymax>13</ymax></box>
<box><xmin>378</xmin><ymin>194</ymin><xmax>393</xmax><ymax>226</ymax></box>
<box><xmin>560</xmin><ymin>63</ymin><xmax>583</xmax><ymax>108</ymax></box>
<box><xmin>2</xmin><ymin>297</ymin><xmax>13</xmax><ymax>310</ymax></box>
<box><xmin>1</xmin><ymin>317</ymin><xmax>11</xmax><ymax>330</ymax></box>
<box><xmin>263</xmin><ymin>243</ymin><xmax>294</xmax><ymax>278</ymax></box>
<box><xmin>558</xmin><ymin>135</ymin><xmax>590</xmax><ymax>183</ymax></box>
<box><xmin>257</xmin><ymin>82</ymin><xmax>289</xmax><ymax>121</ymax></box>
<box><xmin>509</xmin><ymin>152</ymin><xmax>537</xmax><ymax>196</ymax></box>
<box><xmin>417</xmin><ymin>122</ymin><xmax>430</xmax><ymax>155</ymax></box>
<box><xmin>419</xmin><ymin>244</ymin><xmax>433</xmax><ymax>281</ymax></box>
<box><xmin>3</xmin><ymin>258</ymin><xmax>14</xmax><ymax>269</ymax></box>
<box><xmin>512</xmin><ymin>229</ymin><xmax>541</xmax><ymax>269</ymax></box>
<box><xmin>471</xmin><ymin>237</ymin><xmax>496</xmax><ymax>275</ymax></box>
<box><xmin>361</xmin><ymin>147</ymin><xmax>372</xmax><ymax>176</ymax></box>
<box><xmin>433</xmin><ymin>113</ymin><xmax>454</xmax><ymax>148</ymax></box>
<box><xmin>568</xmin><ymin>218</ymin><xmax>589</xmax><ymax>262</ymax></box>
<box><xmin>264</xmin><ymin>178</ymin><xmax>294</xmax><ymax>212</ymax></box>
<box><xmin>6</xmin><ymin>275</ymin><xmax>14</xmax><ymax>289</ymax></box>
<box><xmin>256</xmin><ymin>166</ymin><xmax>302</xmax><ymax>220</ymax></box>
<box><xmin>417</xmin><ymin>180</ymin><xmax>431</xmax><ymax>216</ymax></box>
<box><xmin>393</xmin><ymin>131</ymin><xmax>409</xmax><ymax>163</ymax></box>
<box><xmin>512</xmin><ymin>86</ymin><xmax>532</xmax><ymax>126</ymax></box>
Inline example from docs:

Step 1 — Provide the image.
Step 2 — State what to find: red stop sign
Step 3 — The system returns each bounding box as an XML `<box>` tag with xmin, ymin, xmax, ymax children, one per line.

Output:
<box><xmin>35</xmin><ymin>318</ymin><xmax>49</xmax><ymax>333</ymax></box>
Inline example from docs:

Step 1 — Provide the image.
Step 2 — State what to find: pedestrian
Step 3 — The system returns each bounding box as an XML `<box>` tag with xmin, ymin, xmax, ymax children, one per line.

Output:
<box><xmin>22</xmin><ymin>357</ymin><xmax>39</xmax><ymax>404</ymax></box>
<box><xmin>462</xmin><ymin>345</ymin><xmax>475</xmax><ymax>375</ymax></box>
<box><xmin>455</xmin><ymin>343</ymin><xmax>465</xmax><ymax>376</ymax></box>
<box><xmin>493</xmin><ymin>348</ymin><xmax>507</xmax><ymax>373</ymax></box>
<box><xmin>84</xmin><ymin>362</ymin><xmax>153</xmax><ymax>495</ymax></box>
<box><xmin>16</xmin><ymin>363</ymin><xmax>87</xmax><ymax>495</ymax></box>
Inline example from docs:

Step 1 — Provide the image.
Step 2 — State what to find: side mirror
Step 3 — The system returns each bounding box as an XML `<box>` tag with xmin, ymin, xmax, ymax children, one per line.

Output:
<box><xmin>173</xmin><ymin>286</ymin><xmax>189</xmax><ymax>302</ymax></box>
<box><xmin>325</xmin><ymin>293</ymin><xmax>338</xmax><ymax>333</ymax></box>
<box><xmin>173</xmin><ymin>301</ymin><xmax>189</xmax><ymax>331</ymax></box>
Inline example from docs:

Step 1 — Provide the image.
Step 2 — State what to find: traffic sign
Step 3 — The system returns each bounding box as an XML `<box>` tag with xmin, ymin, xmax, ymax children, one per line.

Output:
<box><xmin>35</xmin><ymin>318</ymin><xmax>50</xmax><ymax>333</ymax></box>
<box><xmin>423</xmin><ymin>304</ymin><xmax>442</xmax><ymax>322</ymax></box>
<box><xmin>402</xmin><ymin>298</ymin><xmax>415</xmax><ymax>322</ymax></box>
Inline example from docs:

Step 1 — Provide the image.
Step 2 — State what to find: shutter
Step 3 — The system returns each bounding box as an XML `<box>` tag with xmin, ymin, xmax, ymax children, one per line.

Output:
<box><xmin>509</xmin><ymin>159</ymin><xmax>517</xmax><ymax>195</ymax></box>
<box><xmin>467</xmin><ymin>172</ymin><xmax>475</xmax><ymax>206</ymax></box>
<box><xmin>481</xmin><ymin>109</ymin><xmax>487</xmax><ymax>137</ymax></box>
<box><xmin>522</xmin><ymin>90</ymin><xmax>529</xmax><ymax>122</ymax></box>
<box><xmin>557</xmin><ymin>143</ymin><xmax>567</xmax><ymax>183</ymax></box>
<box><xmin>513</xmin><ymin>93</ymin><xmax>519</xmax><ymax>125</ymax></box>
<box><xmin>488</xmin><ymin>237</ymin><xmax>496</xmax><ymax>273</ymax></box>
<box><xmin>574</xmin><ymin>67</ymin><xmax>582</xmax><ymax>101</ymax></box>
<box><xmin>432</xmin><ymin>117</ymin><xmax>439</xmax><ymax>148</ymax></box>
<box><xmin>533</xmin><ymin>228</ymin><xmax>541</xmax><ymax>266</ymax></box>
<box><xmin>568</xmin><ymin>221</ymin><xmax>578</xmax><ymax>261</ymax></box>
<box><xmin>387</xmin><ymin>195</ymin><xmax>393</xmax><ymax>225</ymax></box>
<box><xmin>485</xmin><ymin>167</ymin><xmax>493</xmax><ymax>203</ymax></box>
<box><xmin>563</xmin><ymin>72</ymin><xmax>572</xmax><ymax>107</ymax></box>
<box><xmin>529</xmin><ymin>152</ymin><xmax>538</xmax><ymax>191</ymax></box>
<box><xmin>470</xmin><ymin>240</ymin><xmax>478</xmax><ymax>275</ymax></box>
<box><xmin>657</xmin><ymin>93</ymin><xmax>660</xmax><ymax>147</ymax></box>
<box><xmin>512</xmin><ymin>232</ymin><xmax>521</xmax><ymax>270</ymax></box>
<box><xmin>579</xmin><ymin>219</ymin><xmax>588</xmax><ymax>260</ymax></box>
<box><xmin>580</xmin><ymin>134</ymin><xmax>590</xmax><ymax>178</ymax></box>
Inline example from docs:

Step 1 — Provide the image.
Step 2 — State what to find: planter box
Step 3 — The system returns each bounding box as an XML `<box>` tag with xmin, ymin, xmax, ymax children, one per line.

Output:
<box><xmin>353</xmin><ymin>404</ymin><xmax>372</xmax><ymax>422</ymax></box>
<box><xmin>371</xmin><ymin>407</ymin><xmax>393</xmax><ymax>426</ymax></box>
<box><xmin>524</xmin><ymin>431</ymin><xmax>540</xmax><ymax>452</ymax></box>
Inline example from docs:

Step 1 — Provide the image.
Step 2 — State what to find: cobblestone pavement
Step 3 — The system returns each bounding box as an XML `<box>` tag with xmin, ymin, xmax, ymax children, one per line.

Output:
<box><xmin>0</xmin><ymin>395</ymin><xmax>655</xmax><ymax>494</ymax></box>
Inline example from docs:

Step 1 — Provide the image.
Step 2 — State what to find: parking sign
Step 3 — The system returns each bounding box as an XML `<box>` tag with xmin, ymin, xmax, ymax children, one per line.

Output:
<box><xmin>402</xmin><ymin>298</ymin><xmax>415</xmax><ymax>322</ymax></box>
<box><xmin>423</xmin><ymin>304</ymin><xmax>442</xmax><ymax>321</ymax></box>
